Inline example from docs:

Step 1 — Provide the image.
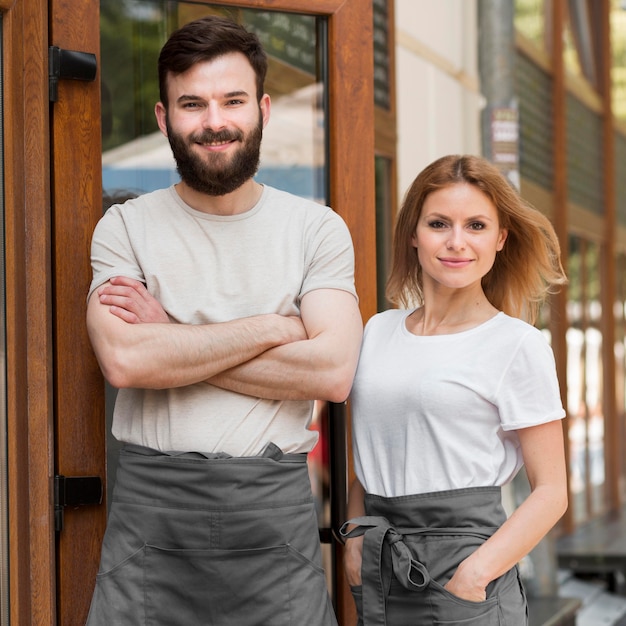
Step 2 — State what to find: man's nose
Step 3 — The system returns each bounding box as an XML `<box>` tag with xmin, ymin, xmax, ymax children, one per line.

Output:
<box><xmin>202</xmin><ymin>102</ymin><xmax>227</xmax><ymax>130</ymax></box>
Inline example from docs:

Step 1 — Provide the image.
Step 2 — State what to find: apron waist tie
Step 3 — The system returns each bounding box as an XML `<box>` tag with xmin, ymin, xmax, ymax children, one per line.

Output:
<box><xmin>340</xmin><ymin>516</ymin><xmax>495</xmax><ymax>626</ymax></box>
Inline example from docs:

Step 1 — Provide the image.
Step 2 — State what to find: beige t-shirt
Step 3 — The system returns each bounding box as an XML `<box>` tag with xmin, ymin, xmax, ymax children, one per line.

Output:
<box><xmin>89</xmin><ymin>184</ymin><xmax>357</xmax><ymax>455</ymax></box>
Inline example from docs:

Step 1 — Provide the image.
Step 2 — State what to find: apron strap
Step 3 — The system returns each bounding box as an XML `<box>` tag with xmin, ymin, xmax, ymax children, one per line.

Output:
<box><xmin>340</xmin><ymin>517</ymin><xmax>430</xmax><ymax>626</ymax></box>
<box><xmin>340</xmin><ymin>516</ymin><xmax>497</xmax><ymax>626</ymax></box>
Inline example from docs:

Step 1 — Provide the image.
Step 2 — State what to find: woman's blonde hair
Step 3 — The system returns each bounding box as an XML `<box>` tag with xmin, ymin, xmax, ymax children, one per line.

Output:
<box><xmin>386</xmin><ymin>154</ymin><xmax>567</xmax><ymax>323</ymax></box>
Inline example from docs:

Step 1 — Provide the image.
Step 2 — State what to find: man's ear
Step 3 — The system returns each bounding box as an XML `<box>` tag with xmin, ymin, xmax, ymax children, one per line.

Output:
<box><xmin>155</xmin><ymin>102</ymin><xmax>168</xmax><ymax>137</ymax></box>
<box><xmin>260</xmin><ymin>94</ymin><xmax>271</xmax><ymax>129</ymax></box>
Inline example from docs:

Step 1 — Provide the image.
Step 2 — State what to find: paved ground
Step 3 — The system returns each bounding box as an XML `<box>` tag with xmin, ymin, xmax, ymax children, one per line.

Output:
<box><xmin>558</xmin><ymin>570</ymin><xmax>626</xmax><ymax>626</ymax></box>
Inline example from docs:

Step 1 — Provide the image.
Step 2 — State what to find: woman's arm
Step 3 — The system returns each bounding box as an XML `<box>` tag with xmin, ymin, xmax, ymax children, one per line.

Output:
<box><xmin>344</xmin><ymin>479</ymin><xmax>367</xmax><ymax>586</ymax></box>
<box><xmin>445</xmin><ymin>419</ymin><xmax>568</xmax><ymax>601</ymax></box>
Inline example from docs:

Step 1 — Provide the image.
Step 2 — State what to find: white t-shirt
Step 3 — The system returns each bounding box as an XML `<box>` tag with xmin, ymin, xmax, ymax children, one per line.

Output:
<box><xmin>351</xmin><ymin>309</ymin><xmax>565</xmax><ymax>497</ymax></box>
<box><xmin>89</xmin><ymin>184</ymin><xmax>357</xmax><ymax>456</ymax></box>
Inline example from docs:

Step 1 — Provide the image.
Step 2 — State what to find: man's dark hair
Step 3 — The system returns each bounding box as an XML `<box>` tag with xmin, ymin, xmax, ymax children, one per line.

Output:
<box><xmin>158</xmin><ymin>15</ymin><xmax>268</xmax><ymax>107</ymax></box>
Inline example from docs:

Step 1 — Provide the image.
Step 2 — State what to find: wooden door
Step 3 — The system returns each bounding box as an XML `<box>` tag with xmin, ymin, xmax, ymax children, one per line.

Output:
<box><xmin>49</xmin><ymin>1</ymin><xmax>107</xmax><ymax>624</ymax></box>
<box><xmin>2</xmin><ymin>0</ymin><xmax>104</xmax><ymax>621</ymax></box>
<box><xmin>3</xmin><ymin>0</ymin><xmax>104</xmax><ymax>623</ymax></box>
<box><xmin>4</xmin><ymin>1</ymin><xmax>375</xmax><ymax>624</ymax></box>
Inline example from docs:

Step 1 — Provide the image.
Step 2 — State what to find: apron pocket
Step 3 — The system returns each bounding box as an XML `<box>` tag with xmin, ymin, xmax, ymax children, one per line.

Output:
<box><xmin>144</xmin><ymin>543</ymin><xmax>334</xmax><ymax>626</ymax></box>
<box><xmin>381</xmin><ymin>577</ymin><xmax>501</xmax><ymax>626</ymax></box>
<box><xmin>276</xmin><ymin>544</ymin><xmax>337</xmax><ymax>626</ymax></box>
<box><xmin>144</xmin><ymin>544</ymin><xmax>290</xmax><ymax>626</ymax></box>
<box><xmin>86</xmin><ymin>546</ymin><xmax>146</xmax><ymax>625</ymax></box>
<box><xmin>429</xmin><ymin>580</ymin><xmax>501</xmax><ymax>625</ymax></box>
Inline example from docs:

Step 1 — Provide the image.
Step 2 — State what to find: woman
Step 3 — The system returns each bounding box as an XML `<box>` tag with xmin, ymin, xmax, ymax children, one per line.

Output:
<box><xmin>343</xmin><ymin>154</ymin><xmax>568</xmax><ymax>625</ymax></box>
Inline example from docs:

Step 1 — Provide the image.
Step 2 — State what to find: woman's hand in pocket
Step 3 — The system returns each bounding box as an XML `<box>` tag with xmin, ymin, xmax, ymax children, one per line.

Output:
<box><xmin>444</xmin><ymin>559</ymin><xmax>487</xmax><ymax>602</ymax></box>
<box><xmin>343</xmin><ymin>536</ymin><xmax>364</xmax><ymax>586</ymax></box>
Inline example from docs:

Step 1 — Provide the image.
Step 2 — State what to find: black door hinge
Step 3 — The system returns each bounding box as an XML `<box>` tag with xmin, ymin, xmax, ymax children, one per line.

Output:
<box><xmin>49</xmin><ymin>46</ymin><xmax>97</xmax><ymax>103</ymax></box>
<box><xmin>54</xmin><ymin>474</ymin><xmax>103</xmax><ymax>532</ymax></box>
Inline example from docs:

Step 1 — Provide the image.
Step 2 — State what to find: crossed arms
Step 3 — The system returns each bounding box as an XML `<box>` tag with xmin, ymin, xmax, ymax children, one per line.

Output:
<box><xmin>87</xmin><ymin>276</ymin><xmax>363</xmax><ymax>402</ymax></box>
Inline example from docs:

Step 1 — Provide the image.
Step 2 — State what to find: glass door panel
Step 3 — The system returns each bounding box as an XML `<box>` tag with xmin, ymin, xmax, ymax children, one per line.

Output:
<box><xmin>374</xmin><ymin>155</ymin><xmax>392</xmax><ymax>312</ymax></box>
<box><xmin>101</xmin><ymin>3</ymin><xmax>325</xmax><ymax>201</ymax></box>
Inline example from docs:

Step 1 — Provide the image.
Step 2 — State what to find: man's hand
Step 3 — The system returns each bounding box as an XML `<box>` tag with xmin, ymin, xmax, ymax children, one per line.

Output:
<box><xmin>87</xmin><ymin>285</ymin><xmax>308</xmax><ymax>389</ymax></box>
<box><xmin>98</xmin><ymin>276</ymin><xmax>170</xmax><ymax>324</ymax></box>
<box><xmin>97</xmin><ymin>276</ymin><xmax>307</xmax><ymax>343</ymax></box>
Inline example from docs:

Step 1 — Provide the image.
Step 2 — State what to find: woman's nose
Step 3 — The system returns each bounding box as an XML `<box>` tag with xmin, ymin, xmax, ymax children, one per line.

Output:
<box><xmin>446</xmin><ymin>227</ymin><xmax>466</xmax><ymax>250</ymax></box>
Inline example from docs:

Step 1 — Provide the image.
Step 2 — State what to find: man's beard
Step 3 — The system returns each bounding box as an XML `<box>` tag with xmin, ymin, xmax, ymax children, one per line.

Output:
<box><xmin>166</xmin><ymin>114</ymin><xmax>263</xmax><ymax>196</ymax></box>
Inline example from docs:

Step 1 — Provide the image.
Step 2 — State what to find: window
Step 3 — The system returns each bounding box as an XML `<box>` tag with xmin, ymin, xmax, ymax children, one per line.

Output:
<box><xmin>567</xmin><ymin>235</ymin><xmax>606</xmax><ymax>523</ymax></box>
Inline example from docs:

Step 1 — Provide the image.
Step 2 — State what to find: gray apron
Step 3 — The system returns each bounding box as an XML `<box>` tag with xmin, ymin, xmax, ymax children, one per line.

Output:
<box><xmin>341</xmin><ymin>487</ymin><xmax>528</xmax><ymax>626</ymax></box>
<box><xmin>86</xmin><ymin>443</ymin><xmax>337</xmax><ymax>626</ymax></box>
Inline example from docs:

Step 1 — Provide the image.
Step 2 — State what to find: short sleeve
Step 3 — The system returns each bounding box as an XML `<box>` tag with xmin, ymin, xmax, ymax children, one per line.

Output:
<box><xmin>299</xmin><ymin>209</ymin><xmax>356</xmax><ymax>300</ymax></box>
<box><xmin>496</xmin><ymin>328</ymin><xmax>566</xmax><ymax>430</ymax></box>
<box><xmin>88</xmin><ymin>205</ymin><xmax>145</xmax><ymax>301</ymax></box>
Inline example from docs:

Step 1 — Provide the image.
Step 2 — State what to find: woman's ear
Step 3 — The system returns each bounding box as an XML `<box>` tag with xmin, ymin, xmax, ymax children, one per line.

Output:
<box><xmin>497</xmin><ymin>228</ymin><xmax>508</xmax><ymax>251</ymax></box>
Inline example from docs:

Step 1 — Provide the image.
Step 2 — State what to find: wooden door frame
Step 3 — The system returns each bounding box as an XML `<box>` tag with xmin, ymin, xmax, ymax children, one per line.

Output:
<box><xmin>4</xmin><ymin>0</ymin><xmax>106</xmax><ymax>623</ymax></box>
<box><xmin>3</xmin><ymin>0</ymin><xmax>376</xmax><ymax>624</ymax></box>
<box><xmin>4</xmin><ymin>0</ymin><xmax>57</xmax><ymax>623</ymax></box>
<box><xmin>49</xmin><ymin>1</ymin><xmax>107</xmax><ymax>624</ymax></box>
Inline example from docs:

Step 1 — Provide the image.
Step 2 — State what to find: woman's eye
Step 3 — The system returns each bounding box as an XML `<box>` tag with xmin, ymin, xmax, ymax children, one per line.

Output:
<box><xmin>428</xmin><ymin>221</ymin><xmax>446</xmax><ymax>229</ymax></box>
<box><xmin>469</xmin><ymin>222</ymin><xmax>485</xmax><ymax>230</ymax></box>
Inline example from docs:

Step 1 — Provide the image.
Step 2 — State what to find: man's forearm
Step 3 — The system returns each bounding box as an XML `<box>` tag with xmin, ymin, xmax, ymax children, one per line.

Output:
<box><xmin>208</xmin><ymin>346</ymin><xmax>353</xmax><ymax>401</ymax></box>
<box><xmin>208</xmin><ymin>316</ymin><xmax>362</xmax><ymax>402</ymax></box>
<box><xmin>88</xmin><ymin>294</ymin><xmax>307</xmax><ymax>389</ymax></box>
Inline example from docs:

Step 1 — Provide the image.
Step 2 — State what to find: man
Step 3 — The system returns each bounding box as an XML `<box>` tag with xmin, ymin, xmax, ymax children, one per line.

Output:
<box><xmin>85</xmin><ymin>15</ymin><xmax>362</xmax><ymax>626</ymax></box>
